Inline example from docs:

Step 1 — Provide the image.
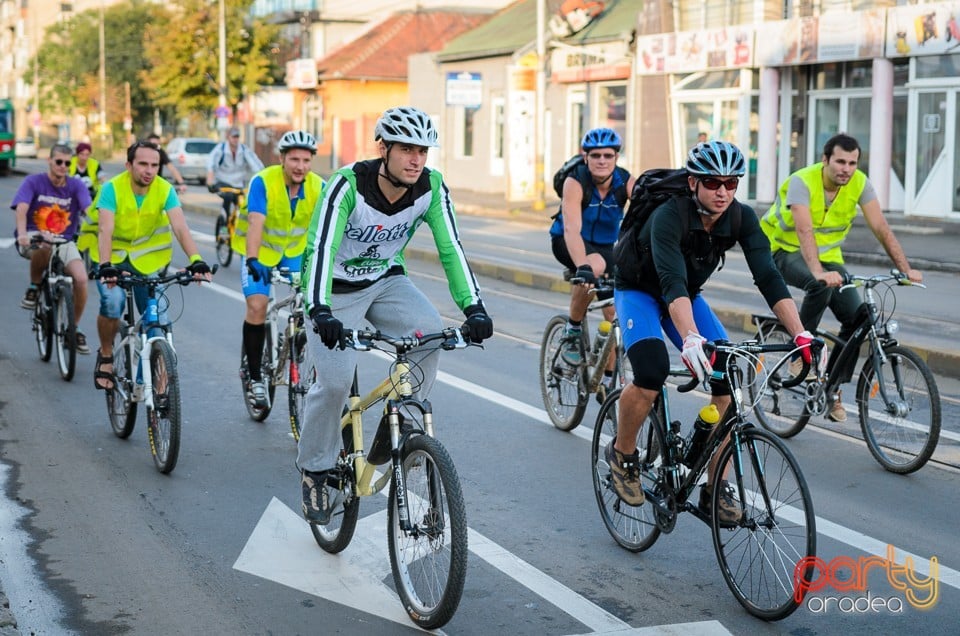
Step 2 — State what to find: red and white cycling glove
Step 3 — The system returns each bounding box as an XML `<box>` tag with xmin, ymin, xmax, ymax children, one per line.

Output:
<box><xmin>794</xmin><ymin>330</ymin><xmax>815</xmax><ymax>364</ymax></box>
<box><xmin>681</xmin><ymin>332</ymin><xmax>714</xmax><ymax>382</ymax></box>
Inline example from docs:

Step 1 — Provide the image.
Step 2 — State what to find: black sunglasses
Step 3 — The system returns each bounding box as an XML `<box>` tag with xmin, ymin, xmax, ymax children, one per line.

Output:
<box><xmin>52</xmin><ymin>158</ymin><xmax>71</xmax><ymax>166</ymax></box>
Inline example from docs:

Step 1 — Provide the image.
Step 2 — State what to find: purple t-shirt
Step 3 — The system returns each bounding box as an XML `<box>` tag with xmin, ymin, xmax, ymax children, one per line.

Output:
<box><xmin>11</xmin><ymin>173</ymin><xmax>91</xmax><ymax>240</ymax></box>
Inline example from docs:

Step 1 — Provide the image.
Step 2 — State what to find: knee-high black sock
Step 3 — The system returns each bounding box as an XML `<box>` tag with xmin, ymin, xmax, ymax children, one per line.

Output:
<box><xmin>243</xmin><ymin>321</ymin><xmax>266</xmax><ymax>381</ymax></box>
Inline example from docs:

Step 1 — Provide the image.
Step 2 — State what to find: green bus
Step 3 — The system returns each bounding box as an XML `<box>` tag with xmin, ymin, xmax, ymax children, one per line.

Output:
<box><xmin>0</xmin><ymin>98</ymin><xmax>14</xmax><ymax>173</ymax></box>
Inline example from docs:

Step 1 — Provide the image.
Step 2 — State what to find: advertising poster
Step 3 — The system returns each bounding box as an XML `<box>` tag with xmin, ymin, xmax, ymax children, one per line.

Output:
<box><xmin>636</xmin><ymin>25</ymin><xmax>754</xmax><ymax>75</ymax></box>
<box><xmin>885</xmin><ymin>1</ymin><xmax>960</xmax><ymax>57</ymax></box>
<box><xmin>507</xmin><ymin>66</ymin><xmax>536</xmax><ymax>201</ymax></box>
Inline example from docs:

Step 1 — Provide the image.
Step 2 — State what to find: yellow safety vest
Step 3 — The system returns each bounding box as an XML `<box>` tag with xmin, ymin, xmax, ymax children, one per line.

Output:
<box><xmin>231</xmin><ymin>165</ymin><xmax>322</xmax><ymax>267</ymax></box>
<box><xmin>69</xmin><ymin>156</ymin><xmax>100</xmax><ymax>197</ymax></box>
<box><xmin>761</xmin><ymin>162</ymin><xmax>866</xmax><ymax>264</ymax></box>
<box><xmin>77</xmin><ymin>172</ymin><xmax>174</xmax><ymax>274</ymax></box>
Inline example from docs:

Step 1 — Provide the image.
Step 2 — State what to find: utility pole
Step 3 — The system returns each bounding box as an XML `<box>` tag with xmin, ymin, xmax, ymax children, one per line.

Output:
<box><xmin>217</xmin><ymin>0</ymin><xmax>229</xmax><ymax>129</ymax></box>
<box><xmin>533</xmin><ymin>0</ymin><xmax>546</xmax><ymax>210</ymax></box>
<box><xmin>99</xmin><ymin>1</ymin><xmax>107</xmax><ymax>138</ymax></box>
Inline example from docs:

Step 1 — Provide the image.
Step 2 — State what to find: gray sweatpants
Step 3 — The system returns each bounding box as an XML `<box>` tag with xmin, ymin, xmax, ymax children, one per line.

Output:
<box><xmin>296</xmin><ymin>275</ymin><xmax>444</xmax><ymax>472</ymax></box>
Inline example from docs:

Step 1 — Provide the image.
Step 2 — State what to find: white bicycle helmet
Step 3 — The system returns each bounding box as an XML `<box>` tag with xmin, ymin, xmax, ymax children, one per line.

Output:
<box><xmin>374</xmin><ymin>107</ymin><xmax>439</xmax><ymax>148</ymax></box>
<box><xmin>277</xmin><ymin>130</ymin><xmax>317</xmax><ymax>154</ymax></box>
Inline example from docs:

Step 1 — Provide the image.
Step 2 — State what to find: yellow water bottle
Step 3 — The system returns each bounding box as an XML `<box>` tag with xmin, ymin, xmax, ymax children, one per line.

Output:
<box><xmin>682</xmin><ymin>403</ymin><xmax>720</xmax><ymax>467</ymax></box>
<box><xmin>592</xmin><ymin>320</ymin><xmax>612</xmax><ymax>354</ymax></box>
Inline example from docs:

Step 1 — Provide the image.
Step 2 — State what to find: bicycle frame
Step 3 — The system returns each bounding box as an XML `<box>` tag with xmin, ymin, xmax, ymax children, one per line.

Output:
<box><xmin>265</xmin><ymin>269</ymin><xmax>304</xmax><ymax>387</ymax></box>
<box><xmin>116</xmin><ymin>286</ymin><xmax>175</xmax><ymax>412</ymax></box>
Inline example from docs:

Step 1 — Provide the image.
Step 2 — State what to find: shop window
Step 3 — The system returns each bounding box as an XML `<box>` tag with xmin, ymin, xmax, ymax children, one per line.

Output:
<box><xmin>893</xmin><ymin>60</ymin><xmax>909</xmax><ymax>87</ymax></box>
<box><xmin>813</xmin><ymin>63</ymin><xmax>842</xmax><ymax>89</ymax></box>
<box><xmin>915</xmin><ymin>53</ymin><xmax>960</xmax><ymax>79</ymax></box>
<box><xmin>492</xmin><ymin>101</ymin><xmax>504</xmax><ymax>160</ymax></box>
<box><xmin>597</xmin><ymin>83</ymin><xmax>627</xmax><ymax>157</ymax></box>
<box><xmin>456</xmin><ymin>106</ymin><xmax>477</xmax><ymax>158</ymax></box>
<box><xmin>847</xmin><ymin>61</ymin><xmax>872</xmax><ymax>88</ymax></box>
<box><xmin>675</xmin><ymin>70</ymin><xmax>741</xmax><ymax>90</ymax></box>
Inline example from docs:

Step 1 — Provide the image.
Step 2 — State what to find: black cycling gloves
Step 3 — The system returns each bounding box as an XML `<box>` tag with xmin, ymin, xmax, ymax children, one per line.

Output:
<box><xmin>310</xmin><ymin>305</ymin><xmax>345</xmax><ymax>349</ymax></box>
<box><xmin>462</xmin><ymin>304</ymin><xmax>494</xmax><ymax>343</ymax></box>
<box><xmin>575</xmin><ymin>263</ymin><xmax>597</xmax><ymax>286</ymax></box>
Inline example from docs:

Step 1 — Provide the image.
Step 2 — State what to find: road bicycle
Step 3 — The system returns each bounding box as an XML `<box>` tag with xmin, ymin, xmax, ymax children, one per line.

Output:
<box><xmin>212</xmin><ymin>184</ymin><xmax>244</xmax><ymax>267</ymax></box>
<box><xmin>749</xmin><ymin>270</ymin><xmax>940</xmax><ymax>474</ymax></box>
<box><xmin>592</xmin><ymin>338</ymin><xmax>822</xmax><ymax>620</ymax></box>
<box><xmin>309</xmin><ymin>327</ymin><xmax>471</xmax><ymax>630</ymax></box>
<box><xmin>239</xmin><ymin>268</ymin><xmax>313</xmax><ymax>441</ymax></box>
<box><xmin>30</xmin><ymin>235</ymin><xmax>78</xmax><ymax>381</ymax></box>
<box><xmin>539</xmin><ymin>275</ymin><xmax>627</xmax><ymax>431</ymax></box>
<box><xmin>105</xmin><ymin>266</ymin><xmax>216</xmax><ymax>474</ymax></box>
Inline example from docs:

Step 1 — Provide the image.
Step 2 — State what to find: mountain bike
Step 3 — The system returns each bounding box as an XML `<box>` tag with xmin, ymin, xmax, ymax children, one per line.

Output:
<box><xmin>539</xmin><ymin>275</ymin><xmax>627</xmax><ymax>431</ymax></box>
<box><xmin>748</xmin><ymin>270</ymin><xmax>940</xmax><ymax>474</ymax></box>
<box><xmin>239</xmin><ymin>268</ymin><xmax>313</xmax><ymax>441</ymax></box>
<box><xmin>309</xmin><ymin>327</ymin><xmax>471</xmax><ymax>630</ymax></box>
<box><xmin>212</xmin><ymin>184</ymin><xmax>244</xmax><ymax>267</ymax></box>
<box><xmin>30</xmin><ymin>235</ymin><xmax>78</xmax><ymax>381</ymax></box>
<box><xmin>592</xmin><ymin>338</ymin><xmax>822</xmax><ymax>620</ymax></box>
<box><xmin>105</xmin><ymin>266</ymin><xmax>216</xmax><ymax>474</ymax></box>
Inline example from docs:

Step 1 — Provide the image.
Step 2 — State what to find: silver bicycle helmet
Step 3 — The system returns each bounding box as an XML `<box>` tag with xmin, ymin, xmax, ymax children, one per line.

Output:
<box><xmin>277</xmin><ymin>130</ymin><xmax>317</xmax><ymax>154</ymax></box>
<box><xmin>686</xmin><ymin>140</ymin><xmax>746</xmax><ymax>177</ymax></box>
<box><xmin>374</xmin><ymin>106</ymin><xmax>439</xmax><ymax>147</ymax></box>
<box><xmin>581</xmin><ymin>127</ymin><xmax>622</xmax><ymax>151</ymax></box>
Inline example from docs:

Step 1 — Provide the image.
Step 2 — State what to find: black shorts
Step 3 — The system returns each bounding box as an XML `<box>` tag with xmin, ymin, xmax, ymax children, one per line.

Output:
<box><xmin>551</xmin><ymin>235</ymin><xmax>614</xmax><ymax>275</ymax></box>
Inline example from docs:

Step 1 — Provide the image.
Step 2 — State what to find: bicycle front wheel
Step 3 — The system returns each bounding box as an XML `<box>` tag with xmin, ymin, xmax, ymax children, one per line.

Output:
<box><xmin>539</xmin><ymin>315</ymin><xmax>587</xmax><ymax>431</ymax></box>
<box><xmin>107</xmin><ymin>335</ymin><xmax>137</xmax><ymax>438</ymax></box>
<box><xmin>215</xmin><ymin>213</ymin><xmax>233</xmax><ymax>267</ymax></box>
<box><xmin>147</xmin><ymin>339</ymin><xmax>181</xmax><ymax>474</ymax></box>
<box><xmin>34</xmin><ymin>288</ymin><xmax>53</xmax><ymax>362</ymax></box>
<box><xmin>388</xmin><ymin>434</ymin><xmax>467</xmax><ymax>630</ymax></box>
<box><xmin>748</xmin><ymin>325</ymin><xmax>810</xmax><ymax>438</ymax></box>
<box><xmin>54</xmin><ymin>284</ymin><xmax>76</xmax><ymax>381</ymax></box>
<box><xmin>857</xmin><ymin>345</ymin><xmax>941</xmax><ymax>474</ymax></box>
<box><xmin>591</xmin><ymin>389</ymin><xmax>663</xmax><ymax>552</ymax></box>
<box><xmin>711</xmin><ymin>427</ymin><xmax>816</xmax><ymax>621</ymax></box>
<box><xmin>287</xmin><ymin>326</ymin><xmax>314</xmax><ymax>442</ymax></box>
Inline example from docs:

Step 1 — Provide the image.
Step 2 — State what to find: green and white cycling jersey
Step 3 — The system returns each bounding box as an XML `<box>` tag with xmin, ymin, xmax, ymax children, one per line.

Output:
<box><xmin>302</xmin><ymin>158</ymin><xmax>483</xmax><ymax>312</ymax></box>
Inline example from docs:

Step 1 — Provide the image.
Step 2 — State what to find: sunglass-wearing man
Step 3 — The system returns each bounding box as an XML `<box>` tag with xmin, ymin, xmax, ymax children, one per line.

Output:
<box><xmin>608</xmin><ymin>140</ymin><xmax>812</xmax><ymax>525</ymax></box>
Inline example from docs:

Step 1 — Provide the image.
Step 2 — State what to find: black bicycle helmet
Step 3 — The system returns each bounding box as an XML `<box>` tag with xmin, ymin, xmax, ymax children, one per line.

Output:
<box><xmin>686</xmin><ymin>140</ymin><xmax>746</xmax><ymax>177</ymax></box>
<box><xmin>581</xmin><ymin>127</ymin><xmax>622</xmax><ymax>151</ymax></box>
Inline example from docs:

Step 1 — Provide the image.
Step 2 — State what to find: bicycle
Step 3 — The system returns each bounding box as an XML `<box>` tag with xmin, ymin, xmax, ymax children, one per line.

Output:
<box><xmin>592</xmin><ymin>338</ymin><xmax>821</xmax><ymax>620</ymax></box>
<box><xmin>539</xmin><ymin>274</ymin><xmax>627</xmax><ymax>431</ymax></box>
<box><xmin>309</xmin><ymin>327</ymin><xmax>471</xmax><ymax>630</ymax></box>
<box><xmin>238</xmin><ymin>268</ymin><xmax>313</xmax><ymax>441</ymax></box>
<box><xmin>212</xmin><ymin>183</ymin><xmax>244</xmax><ymax>267</ymax></box>
<box><xmin>105</xmin><ymin>266</ymin><xmax>216</xmax><ymax>474</ymax></box>
<box><xmin>30</xmin><ymin>235</ymin><xmax>78</xmax><ymax>381</ymax></box>
<box><xmin>749</xmin><ymin>270</ymin><xmax>941</xmax><ymax>474</ymax></box>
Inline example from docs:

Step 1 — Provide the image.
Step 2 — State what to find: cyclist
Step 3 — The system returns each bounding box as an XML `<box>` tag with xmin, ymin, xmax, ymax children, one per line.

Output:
<box><xmin>298</xmin><ymin>106</ymin><xmax>493</xmax><ymax>523</ymax></box>
<box><xmin>548</xmin><ymin>127</ymin><xmax>635</xmax><ymax>400</ymax></box>
<box><xmin>761</xmin><ymin>132</ymin><xmax>922</xmax><ymax>422</ymax></box>
<box><xmin>205</xmin><ymin>126</ymin><xmax>263</xmax><ymax>219</ymax></box>
<box><xmin>69</xmin><ymin>142</ymin><xmax>104</xmax><ymax>201</ymax></box>
<box><xmin>230</xmin><ymin>129</ymin><xmax>323</xmax><ymax>408</ymax></box>
<box><xmin>611</xmin><ymin>141</ymin><xmax>813</xmax><ymax>524</ymax></box>
<box><xmin>12</xmin><ymin>143</ymin><xmax>93</xmax><ymax>353</ymax></box>
<box><xmin>145</xmin><ymin>133</ymin><xmax>188</xmax><ymax>196</ymax></box>
<box><xmin>81</xmin><ymin>140</ymin><xmax>211</xmax><ymax>390</ymax></box>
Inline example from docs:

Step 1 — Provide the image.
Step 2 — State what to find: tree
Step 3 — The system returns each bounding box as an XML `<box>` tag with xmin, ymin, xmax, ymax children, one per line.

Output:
<box><xmin>141</xmin><ymin>0</ymin><xmax>279</xmax><ymax>123</ymax></box>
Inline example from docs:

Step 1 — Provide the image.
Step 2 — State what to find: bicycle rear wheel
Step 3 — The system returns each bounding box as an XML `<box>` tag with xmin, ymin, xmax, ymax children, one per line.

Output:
<box><xmin>539</xmin><ymin>315</ymin><xmax>587</xmax><ymax>431</ymax></box>
<box><xmin>857</xmin><ymin>345</ymin><xmax>941</xmax><ymax>474</ymax></box>
<box><xmin>288</xmin><ymin>325</ymin><xmax>314</xmax><ymax>441</ymax></box>
<box><xmin>748</xmin><ymin>325</ymin><xmax>810</xmax><ymax>438</ymax></box>
<box><xmin>310</xmin><ymin>423</ymin><xmax>360</xmax><ymax>553</ymax></box>
<box><xmin>147</xmin><ymin>338</ymin><xmax>181</xmax><ymax>474</ymax></box>
<box><xmin>107</xmin><ymin>335</ymin><xmax>137</xmax><ymax>438</ymax></box>
<box><xmin>34</xmin><ymin>285</ymin><xmax>53</xmax><ymax>362</ymax></box>
<box><xmin>591</xmin><ymin>389</ymin><xmax>663</xmax><ymax>552</ymax></box>
<box><xmin>711</xmin><ymin>427</ymin><xmax>816</xmax><ymax>621</ymax></box>
<box><xmin>240</xmin><ymin>329</ymin><xmax>276</xmax><ymax>421</ymax></box>
<box><xmin>388</xmin><ymin>434</ymin><xmax>467</xmax><ymax>630</ymax></box>
<box><xmin>215</xmin><ymin>212</ymin><xmax>233</xmax><ymax>267</ymax></box>
<box><xmin>54</xmin><ymin>284</ymin><xmax>76</xmax><ymax>381</ymax></box>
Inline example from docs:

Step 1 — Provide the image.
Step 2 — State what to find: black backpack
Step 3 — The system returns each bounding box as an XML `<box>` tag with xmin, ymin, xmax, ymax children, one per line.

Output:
<box><xmin>614</xmin><ymin>167</ymin><xmax>741</xmax><ymax>286</ymax></box>
<box><xmin>552</xmin><ymin>155</ymin><xmax>628</xmax><ymax>211</ymax></box>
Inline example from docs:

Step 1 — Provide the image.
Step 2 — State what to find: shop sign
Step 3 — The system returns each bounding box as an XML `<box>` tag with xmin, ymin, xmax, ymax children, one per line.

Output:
<box><xmin>636</xmin><ymin>26</ymin><xmax>754</xmax><ymax>75</ymax></box>
<box><xmin>756</xmin><ymin>10</ymin><xmax>884</xmax><ymax>66</ymax></box>
<box><xmin>286</xmin><ymin>58</ymin><xmax>318</xmax><ymax>90</ymax></box>
<box><xmin>886</xmin><ymin>1</ymin><xmax>960</xmax><ymax>57</ymax></box>
<box><xmin>446</xmin><ymin>72</ymin><xmax>482</xmax><ymax>107</ymax></box>
<box><xmin>551</xmin><ymin>40</ymin><xmax>631</xmax><ymax>83</ymax></box>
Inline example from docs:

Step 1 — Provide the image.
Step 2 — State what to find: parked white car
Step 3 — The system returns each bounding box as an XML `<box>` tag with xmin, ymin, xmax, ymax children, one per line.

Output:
<box><xmin>165</xmin><ymin>137</ymin><xmax>217</xmax><ymax>184</ymax></box>
<box><xmin>15</xmin><ymin>138</ymin><xmax>37</xmax><ymax>158</ymax></box>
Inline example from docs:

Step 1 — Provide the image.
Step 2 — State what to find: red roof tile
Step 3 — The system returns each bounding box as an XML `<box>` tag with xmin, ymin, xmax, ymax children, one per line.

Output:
<box><xmin>317</xmin><ymin>10</ymin><xmax>492</xmax><ymax>81</ymax></box>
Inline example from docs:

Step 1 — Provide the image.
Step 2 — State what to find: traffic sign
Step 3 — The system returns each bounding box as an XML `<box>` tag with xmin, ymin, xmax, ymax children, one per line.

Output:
<box><xmin>215</xmin><ymin>105</ymin><xmax>230</xmax><ymax>118</ymax></box>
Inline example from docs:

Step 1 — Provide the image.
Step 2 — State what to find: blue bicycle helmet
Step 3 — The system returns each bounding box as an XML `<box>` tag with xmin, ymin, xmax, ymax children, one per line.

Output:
<box><xmin>686</xmin><ymin>140</ymin><xmax>746</xmax><ymax>177</ymax></box>
<box><xmin>581</xmin><ymin>128</ymin><xmax>622</xmax><ymax>151</ymax></box>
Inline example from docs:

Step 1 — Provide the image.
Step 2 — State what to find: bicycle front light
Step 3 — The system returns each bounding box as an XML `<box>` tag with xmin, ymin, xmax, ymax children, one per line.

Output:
<box><xmin>884</xmin><ymin>319</ymin><xmax>900</xmax><ymax>337</ymax></box>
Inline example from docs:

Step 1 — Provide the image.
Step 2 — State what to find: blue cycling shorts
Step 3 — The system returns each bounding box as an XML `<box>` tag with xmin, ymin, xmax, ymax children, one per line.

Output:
<box><xmin>615</xmin><ymin>289</ymin><xmax>727</xmax><ymax>351</ymax></box>
<box><xmin>240</xmin><ymin>253</ymin><xmax>302</xmax><ymax>297</ymax></box>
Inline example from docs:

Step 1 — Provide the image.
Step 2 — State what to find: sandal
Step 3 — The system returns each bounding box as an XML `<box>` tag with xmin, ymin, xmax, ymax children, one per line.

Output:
<box><xmin>94</xmin><ymin>349</ymin><xmax>115</xmax><ymax>391</ymax></box>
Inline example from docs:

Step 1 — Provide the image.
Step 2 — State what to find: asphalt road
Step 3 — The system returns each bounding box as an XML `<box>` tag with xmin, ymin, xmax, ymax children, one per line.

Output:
<box><xmin>0</xmin><ymin>169</ymin><xmax>957</xmax><ymax>635</ymax></box>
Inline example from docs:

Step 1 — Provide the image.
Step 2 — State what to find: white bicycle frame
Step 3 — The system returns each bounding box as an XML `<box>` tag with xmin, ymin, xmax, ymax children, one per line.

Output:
<box><xmin>117</xmin><ymin>291</ymin><xmax>176</xmax><ymax>411</ymax></box>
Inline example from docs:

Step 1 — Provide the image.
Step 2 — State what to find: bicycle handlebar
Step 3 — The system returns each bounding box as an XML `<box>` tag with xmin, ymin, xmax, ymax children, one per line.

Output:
<box><xmin>840</xmin><ymin>269</ymin><xmax>927</xmax><ymax>292</ymax></box>
<box><xmin>674</xmin><ymin>338</ymin><xmax>825</xmax><ymax>394</ymax></box>
<box><xmin>111</xmin><ymin>264</ymin><xmax>219</xmax><ymax>290</ymax></box>
<box><xmin>569</xmin><ymin>277</ymin><xmax>615</xmax><ymax>301</ymax></box>
<box><xmin>28</xmin><ymin>234</ymin><xmax>72</xmax><ymax>247</ymax></box>
<box><xmin>343</xmin><ymin>326</ymin><xmax>471</xmax><ymax>352</ymax></box>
